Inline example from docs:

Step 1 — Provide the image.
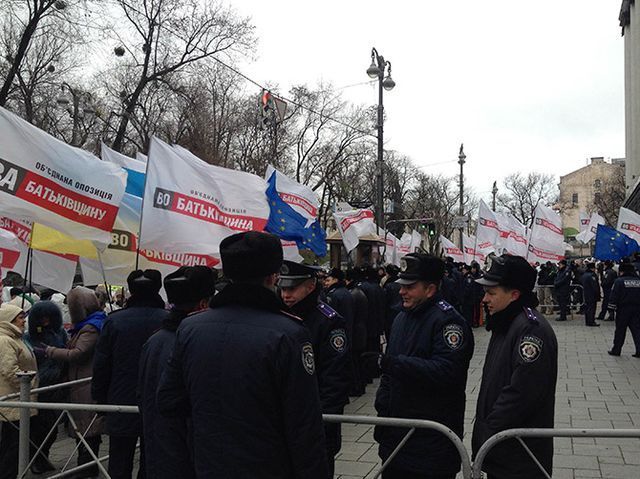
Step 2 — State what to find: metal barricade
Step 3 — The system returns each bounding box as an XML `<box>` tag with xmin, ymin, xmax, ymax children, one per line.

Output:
<box><xmin>1</xmin><ymin>374</ymin><xmax>473</xmax><ymax>479</ymax></box>
<box><xmin>472</xmin><ymin>428</ymin><xmax>640</xmax><ymax>479</ymax></box>
<box><xmin>536</xmin><ymin>284</ymin><xmax>585</xmax><ymax>316</ymax></box>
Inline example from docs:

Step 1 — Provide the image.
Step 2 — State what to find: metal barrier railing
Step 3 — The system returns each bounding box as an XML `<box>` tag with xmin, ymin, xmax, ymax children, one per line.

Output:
<box><xmin>472</xmin><ymin>428</ymin><xmax>640</xmax><ymax>479</ymax></box>
<box><xmin>1</xmin><ymin>375</ymin><xmax>472</xmax><ymax>479</ymax></box>
<box><xmin>536</xmin><ymin>284</ymin><xmax>586</xmax><ymax>315</ymax></box>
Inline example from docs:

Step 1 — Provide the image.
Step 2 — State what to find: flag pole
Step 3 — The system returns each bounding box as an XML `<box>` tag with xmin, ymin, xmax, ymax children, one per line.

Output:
<box><xmin>96</xmin><ymin>250</ymin><xmax>114</xmax><ymax>312</ymax></box>
<box><xmin>21</xmin><ymin>246</ymin><xmax>32</xmax><ymax>310</ymax></box>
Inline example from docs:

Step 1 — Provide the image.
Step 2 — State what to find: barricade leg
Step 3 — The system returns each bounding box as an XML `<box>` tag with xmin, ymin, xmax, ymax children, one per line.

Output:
<box><xmin>17</xmin><ymin>371</ymin><xmax>36</xmax><ymax>478</ymax></box>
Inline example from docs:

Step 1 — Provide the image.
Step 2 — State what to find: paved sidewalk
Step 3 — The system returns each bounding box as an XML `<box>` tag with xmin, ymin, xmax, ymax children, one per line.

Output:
<box><xmin>337</xmin><ymin>315</ymin><xmax>640</xmax><ymax>479</ymax></box>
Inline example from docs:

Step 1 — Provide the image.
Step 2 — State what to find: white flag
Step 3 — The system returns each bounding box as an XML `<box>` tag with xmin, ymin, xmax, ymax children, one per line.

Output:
<box><xmin>579</xmin><ymin>210</ymin><xmax>590</xmax><ymax>233</ymax></box>
<box><xmin>0</xmin><ymin>217</ymin><xmax>76</xmax><ymax>292</ymax></box>
<box><xmin>527</xmin><ymin>204</ymin><xmax>565</xmax><ymax>263</ymax></box>
<box><xmin>378</xmin><ymin>228</ymin><xmax>400</xmax><ymax>266</ymax></box>
<box><xmin>332</xmin><ymin>209</ymin><xmax>376</xmax><ymax>252</ymax></box>
<box><xmin>265</xmin><ymin>165</ymin><xmax>319</xmax><ymax>226</ymax></box>
<box><xmin>617</xmin><ymin>206</ymin><xmax>640</xmax><ymax>244</ymax></box>
<box><xmin>410</xmin><ymin>230</ymin><xmax>422</xmax><ymax>252</ymax></box>
<box><xmin>140</xmin><ymin>138</ymin><xmax>270</xmax><ymax>255</ymax></box>
<box><xmin>462</xmin><ymin>233</ymin><xmax>484</xmax><ymax>264</ymax></box>
<box><xmin>439</xmin><ymin>235</ymin><xmax>464</xmax><ymax>263</ymax></box>
<box><xmin>136</xmin><ymin>152</ymin><xmax>148</xmax><ymax>163</ymax></box>
<box><xmin>397</xmin><ymin>232</ymin><xmax>413</xmax><ymax>256</ymax></box>
<box><xmin>502</xmin><ymin>214</ymin><xmax>528</xmax><ymax>257</ymax></box>
<box><xmin>281</xmin><ymin>240</ymin><xmax>304</xmax><ymax>263</ymax></box>
<box><xmin>0</xmin><ymin>108</ymin><xmax>126</xmax><ymax>248</ymax></box>
<box><xmin>575</xmin><ymin>212</ymin><xmax>604</xmax><ymax>244</ymax></box>
<box><xmin>476</xmin><ymin>200</ymin><xmax>500</xmax><ymax>258</ymax></box>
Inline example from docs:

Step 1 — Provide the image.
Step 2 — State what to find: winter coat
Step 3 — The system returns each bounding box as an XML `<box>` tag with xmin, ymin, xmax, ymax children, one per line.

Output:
<box><xmin>347</xmin><ymin>282</ymin><xmax>368</xmax><ymax>352</ymax></box>
<box><xmin>138</xmin><ymin>311</ymin><xmax>195</xmax><ymax>479</ymax></box>
<box><xmin>383</xmin><ymin>279</ymin><xmax>402</xmax><ymax>337</ymax></box>
<box><xmin>325</xmin><ymin>282</ymin><xmax>355</xmax><ymax>345</ymax></box>
<box><xmin>0</xmin><ymin>321</ymin><xmax>38</xmax><ymax>422</ymax></box>
<box><xmin>374</xmin><ymin>295</ymin><xmax>474</xmax><ymax>475</ymax></box>
<box><xmin>472</xmin><ymin>301</ymin><xmax>558</xmax><ymax>479</ymax></box>
<box><xmin>580</xmin><ymin>270</ymin><xmax>601</xmax><ymax>304</ymax></box>
<box><xmin>46</xmin><ymin>312</ymin><xmax>106</xmax><ymax>438</ymax></box>
<box><xmin>553</xmin><ymin>268</ymin><xmax>572</xmax><ymax>297</ymax></box>
<box><xmin>358</xmin><ymin>280</ymin><xmax>385</xmax><ymax>349</ymax></box>
<box><xmin>156</xmin><ymin>284</ymin><xmax>329</xmax><ymax>479</ymax></box>
<box><xmin>601</xmin><ymin>268</ymin><xmax>617</xmax><ymax>293</ymax></box>
<box><xmin>92</xmin><ymin>296</ymin><xmax>167</xmax><ymax>436</ymax></box>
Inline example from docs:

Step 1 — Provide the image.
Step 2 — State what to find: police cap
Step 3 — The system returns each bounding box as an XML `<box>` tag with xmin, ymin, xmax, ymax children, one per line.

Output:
<box><xmin>475</xmin><ymin>254</ymin><xmax>536</xmax><ymax>292</ymax></box>
<box><xmin>620</xmin><ymin>262</ymin><xmax>636</xmax><ymax>275</ymax></box>
<box><xmin>127</xmin><ymin>270</ymin><xmax>162</xmax><ymax>296</ymax></box>
<box><xmin>164</xmin><ymin>266</ymin><xmax>217</xmax><ymax>305</ymax></box>
<box><xmin>327</xmin><ymin>267</ymin><xmax>344</xmax><ymax>281</ymax></box>
<box><xmin>279</xmin><ymin>260</ymin><xmax>322</xmax><ymax>288</ymax></box>
<box><xmin>220</xmin><ymin>231</ymin><xmax>283</xmax><ymax>281</ymax></box>
<box><xmin>395</xmin><ymin>253</ymin><xmax>445</xmax><ymax>286</ymax></box>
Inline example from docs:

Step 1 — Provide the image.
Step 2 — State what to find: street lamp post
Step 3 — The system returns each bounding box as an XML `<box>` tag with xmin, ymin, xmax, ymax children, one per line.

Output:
<box><xmin>56</xmin><ymin>82</ymin><xmax>95</xmax><ymax>146</ymax></box>
<box><xmin>492</xmin><ymin>181</ymin><xmax>498</xmax><ymax>212</ymax></box>
<box><xmin>367</xmin><ymin>47</ymin><xmax>395</xmax><ymax>229</ymax></box>
<box><xmin>458</xmin><ymin>144</ymin><xmax>466</xmax><ymax>247</ymax></box>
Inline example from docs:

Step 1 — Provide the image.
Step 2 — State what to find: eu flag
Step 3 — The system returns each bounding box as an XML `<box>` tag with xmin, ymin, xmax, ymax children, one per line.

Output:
<box><xmin>594</xmin><ymin>224</ymin><xmax>640</xmax><ymax>260</ymax></box>
<box><xmin>265</xmin><ymin>173</ymin><xmax>327</xmax><ymax>257</ymax></box>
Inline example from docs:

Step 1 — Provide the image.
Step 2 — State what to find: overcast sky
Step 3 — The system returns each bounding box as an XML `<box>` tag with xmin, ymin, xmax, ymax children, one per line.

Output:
<box><xmin>231</xmin><ymin>0</ymin><xmax>624</xmax><ymax>202</ymax></box>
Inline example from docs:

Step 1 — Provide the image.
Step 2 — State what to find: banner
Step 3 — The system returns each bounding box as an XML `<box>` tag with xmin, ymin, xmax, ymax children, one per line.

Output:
<box><xmin>439</xmin><ymin>235</ymin><xmax>464</xmax><ymax>263</ymax></box>
<box><xmin>0</xmin><ymin>107</ymin><xmax>126</xmax><ymax>247</ymax></box>
<box><xmin>410</xmin><ymin>230</ymin><xmax>422</xmax><ymax>252</ymax></box>
<box><xmin>0</xmin><ymin>228</ymin><xmax>22</xmax><ymax>272</ymax></box>
<box><xmin>527</xmin><ymin>204</ymin><xmax>564</xmax><ymax>263</ymax></box>
<box><xmin>265</xmin><ymin>165</ymin><xmax>319</xmax><ymax>226</ymax></box>
<box><xmin>501</xmin><ymin>214</ymin><xmax>528</xmax><ymax>257</ymax></box>
<box><xmin>0</xmin><ymin>217</ymin><xmax>77</xmax><ymax>292</ymax></box>
<box><xmin>617</xmin><ymin>207</ymin><xmax>640</xmax><ymax>244</ymax></box>
<box><xmin>281</xmin><ymin>240</ymin><xmax>303</xmax><ymax>263</ymax></box>
<box><xmin>140</xmin><ymin>138</ymin><xmax>270</xmax><ymax>255</ymax></box>
<box><xmin>379</xmin><ymin>228</ymin><xmax>400</xmax><ymax>266</ymax></box>
<box><xmin>462</xmin><ymin>233</ymin><xmax>484</xmax><ymax>264</ymax></box>
<box><xmin>579</xmin><ymin>210</ymin><xmax>590</xmax><ymax>233</ymax></box>
<box><xmin>333</xmin><ymin>209</ymin><xmax>376</xmax><ymax>252</ymax></box>
<box><xmin>397</xmin><ymin>232</ymin><xmax>412</xmax><ymax>256</ymax></box>
<box><xmin>575</xmin><ymin>212</ymin><xmax>605</xmax><ymax>244</ymax></box>
<box><xmin>475</xmin><ymin>200</ymin><xmax>500</xmax><ymax>258</ymax></box>
<box><xmin>102</xmin><ymin>143</ymin><xmax>146</xmax><ymax>199</ymax></box>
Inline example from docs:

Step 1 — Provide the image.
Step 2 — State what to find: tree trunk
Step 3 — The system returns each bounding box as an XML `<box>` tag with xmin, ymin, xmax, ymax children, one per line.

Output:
<box><xmin>0</xmin><ymin>16</ymin><xmax>41</xmax><ymax>106</ymax></box>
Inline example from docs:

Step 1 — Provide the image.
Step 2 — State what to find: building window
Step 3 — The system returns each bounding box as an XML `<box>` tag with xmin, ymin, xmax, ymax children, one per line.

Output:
<box><xmin>572</xmin><ymin>193</ymin><xmax>578</xmax><ymax>205</ymax></box>
<box><xmin>594</xmin><ymin>179</ymin><xmax>601</xmax><ymax>189</ymax></box>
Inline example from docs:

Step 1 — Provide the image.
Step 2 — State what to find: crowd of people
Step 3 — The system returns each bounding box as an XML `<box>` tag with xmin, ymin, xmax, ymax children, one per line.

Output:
<box><xmin>0</xmin><ymin>238</ymin><xmax>638</xmax><ymax>478</ymax></box>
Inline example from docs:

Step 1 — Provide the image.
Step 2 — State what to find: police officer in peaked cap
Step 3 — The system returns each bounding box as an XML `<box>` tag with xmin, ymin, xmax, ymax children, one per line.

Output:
<box><xmin>156</xmin><ymin>232</ymin><xmax>328</xmax><ymax>479</ymax></box>
<box><xmin>472</xmin><ymin>254</ymin><xmax>558</xmax><ymax>479</ymax></box>
<box><xmin>362</xmin><ymin>253</ymin><xmax>474</xmax><ymax>479</ymax></box>
<box><xmin>279</xmin><ymin>260</ymin><xmax>351</xmax><ymax>478</ymax></box>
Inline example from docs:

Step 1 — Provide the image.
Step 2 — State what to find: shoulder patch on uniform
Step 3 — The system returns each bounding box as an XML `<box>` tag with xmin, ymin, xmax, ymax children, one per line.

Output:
<box><xmin>437</xmin><ymin>300</ymin><xmax>453</xmax><ymax>312</ymax></box>
<box><xmin>280</xmin><ymin>310</ymin><xmax>303</xmax><ymax>322</ymax></box>
<box><xmin>317</xmin><ymin>302</ymin><xmax>338</xmax><ymax>319</ymax></box>
<box><xmin>329</xmin><ymin>328</ymin><xmax>347</xmax><ymax>352</ymax></box>
<box><xmin>523</xmin><ymin>307</ymin><xmax>538</xmax><ymax>322</ymax></box>
<box><xmin>301</xmin><ymin>342</ymin><xmax>315</xmax><ymax>375</ymax></box>
<box><xmin>442</xmin><ymin>323</ymin><xmax>464</xmax><ymax>350</ymax></box>
<box><xmin>519</xmin><ymin>335</ymin><xmax>543</xmax><ymax>363</ymax></box>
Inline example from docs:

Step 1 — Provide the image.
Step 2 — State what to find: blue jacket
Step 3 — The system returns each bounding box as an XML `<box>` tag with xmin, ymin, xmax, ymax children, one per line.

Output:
<box><xmin>156</xmin><ymin>284</ymin><xmax>328</xmax><ymax>479</ymax></box>
<box><xmin>374</xmin><ymin>295</ymin><xmax>474</xmax><ymax>475</ymax></box>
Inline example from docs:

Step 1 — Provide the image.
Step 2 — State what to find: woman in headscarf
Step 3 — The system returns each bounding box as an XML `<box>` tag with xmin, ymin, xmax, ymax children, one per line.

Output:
<box><xmin>0</xmin><ymin>303</ymin><xmax>38</xmax><ymax>479</ymax></box>
<box><xmin>26</xmin><ymin>301</ymin><xmax>67</xmax><ymax>474</ymax></box>
<box><xmin>43</xmin><ymin>287</ymin><xmax>105</xmax><ymax>478</ymax></box>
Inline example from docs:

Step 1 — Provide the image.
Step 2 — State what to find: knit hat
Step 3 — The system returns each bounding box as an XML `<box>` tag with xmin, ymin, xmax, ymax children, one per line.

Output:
<box><xmin>0</xmin><ymin>303</ymin><xmax>24</xmax><ymax>323</ymax></box>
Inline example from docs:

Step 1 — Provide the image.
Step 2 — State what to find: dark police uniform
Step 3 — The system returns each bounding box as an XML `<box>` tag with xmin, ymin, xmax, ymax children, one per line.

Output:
<box><xmin>156</xmin><ymin>232</ymin><xmax>328</xmax><ymax>479</ymax></box>
<box><xmin>580</xmin><ymin>265</ymin><xmax>601</xmax><ymax>326</ymax></box>
<box><xmin>472</xmin><ymin>254</ymin><xmax>558</xmax><ymax>479</ymax></box>
<box><xmin>598</xmin><ymin>263</ymin><xmax>617</xmax><ymax>320</ymax></box>
<box><xmin>553</xmin><ymin>262</ymin><xmax>572</xmax><ymax>321</ymax></box>
<box><xmin>280</xmin><ymin>261</ymin><xmax>351</xmax><ymax>478</ymax></box>
<box><xmin>346</xmin><ymin>272</ymin><xmax>369</xmax><ymax>396</ymax></box>
<box><xmin>608</xmin><ymin>264</ymin><xmax>640</xmax><ymax>356</ymax></box>
<box><xmin>367</xmin><ymin>254</ymin><xmax>474</xmax><ymax>479</ymax></box>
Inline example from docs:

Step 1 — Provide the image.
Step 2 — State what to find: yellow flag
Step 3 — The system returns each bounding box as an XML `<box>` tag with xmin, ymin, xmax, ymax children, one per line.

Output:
<box><xmin>30</xmin><ymin>223</ymin><xmax>98</xmax><ymax>259</ymax></box>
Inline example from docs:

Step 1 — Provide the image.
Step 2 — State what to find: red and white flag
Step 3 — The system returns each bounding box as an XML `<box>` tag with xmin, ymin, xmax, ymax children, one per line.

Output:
<box><xmin>410</xmin><ymin>230</ymin><xmax>422</xmax><ymax>252</ymax></box>
<box><xmin>617</xmin><ymin>207</ymin><xmax>640</xmax><ymax>244</ymax></box>
<box><xmin>579</xmin><ymin>210</ymin><xmax>590</xmax><ymax>233</ymax></box>
<box><xmin>475</xmin><ymin>200</ymin><xmax>500</xmax><ymax>258</ymax></box>
<box><xmin>140</xmin><ymin>138</ymin><xmax>270</xmax><ymax>255</ymax></box>
<box><xmin>501</xmin><ymin>214</ymin><xmax>528</xmax><ymax>257</ymax></box>
<box><xmin>575</xmin><ymin>212</ymin><xmax>605</xmax><ymax>244</ymax></box>
<box><xmin>265</xmin><ymin>165</ymin><xmax>319</xmax><ymax>226</ymax></box>
<box><xmin>527</xmin><ymin>204</ymin><xmax>564</xmax><ymax>263</ymax></box>
<box><xmin>439</xmin><ymin>235</ymin><xmax>464</xmax><ymax>263</ymax></box>
<box><xmin>378</xmin><ymin>228</ymin><xmax>400</xmax><ymax>266</ymax></box>
<box><xmin>462</xmin><ymin>233</ymin><xmax>484</xmax><ymax>264</ymax></box>
<box><xmin>0</xmin><ymin>107</ymin><xmax>126</xmax><ymax>248</ymax></box>
<box><xmin>333</xmin><ymin>209</ymin><xmax>376</xmax><ymax>252</ymax></box>
<box><xmin>397</xmin><ymin>232</ymin><xmax>412</xmax><ymax>256</ymax></box>
<box><xmin>281</xmin><ymin>240</ymin><xmax>304</xmax><ymax>263</ymax></box>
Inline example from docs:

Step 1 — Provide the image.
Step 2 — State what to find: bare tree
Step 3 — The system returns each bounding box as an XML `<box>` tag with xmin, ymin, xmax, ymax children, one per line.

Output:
<box><xmin>592</xmin><ymin>170</ymin><xmax>626</xmax><ymax>226</ymax></box>
<box><xmin>497</xmin><ymin>172</ymin><xmax>558</xmax><ymax>227</ymax></box>
<box><xmin>108</xmin><ymin>0</ymin><xmax>255</xmax><ymax>152</ymax></box>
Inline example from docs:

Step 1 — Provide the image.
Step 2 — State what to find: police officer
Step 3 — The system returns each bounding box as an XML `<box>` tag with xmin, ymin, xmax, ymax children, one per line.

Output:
<box><xmin>280</xmin><ymin>261</ymin><xmax>351</xmax><ymax>477</ymax></box>
<box><xmin>363</xmin><ymin>253</ymin><xmax>474</xmax><ymax>479</ymax></box>
<box><xmin>553</xmin><ymin>259</ymin><xmax>572</xmax><ymax>321</ymax></box>
<box><xmin>607</xmin><ymin>263</ymin><xmax>640</xmax><ymax>357</ymax></box>
<box><xmin>472</xmin><ymin>254</ymin><xmax>558</xmax><ymax>479</ymax></box>
<box><xmin>138</xmin><ymin>266</ymin><xmax>216</xmax><ymax>479</ymax></box>
<box><xmin>156</xmin><ymin>232</ymin><xmax>328</xmax><ymax>479</ymax></box>
<box><xmin>598</xmin><ymin>260</ymin><xmax>616</xmax><ymax>321</ymax></box>
<box><xmin>345</xmin><ymin>267</ymin><xmax>369</xmax><ymax>396</ymax></box>
<box><xmin>358</xmin><ymin>266</ymin><xmax>386</xmax><ymax>353</ymax></box>
<box><xmin>323</xmin><ymin>268</ymin><xmax>355</xmax><ymax>344</ymax></box>
<box><xmin>580</xmin><ymin>262</ymin><xmax>601</xmax><ymax>327</ymax></box>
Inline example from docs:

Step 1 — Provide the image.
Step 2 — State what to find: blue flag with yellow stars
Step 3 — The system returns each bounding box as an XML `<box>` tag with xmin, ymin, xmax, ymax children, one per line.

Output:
<box><xmin>594</xmin><ymin>224</ymin><xmax>640</xmax><ymax>260</ymax></box>
<box><xmin>265</xmin><ymin>173</ymin><xmax>327</xmax><ymax>257</ymax></box>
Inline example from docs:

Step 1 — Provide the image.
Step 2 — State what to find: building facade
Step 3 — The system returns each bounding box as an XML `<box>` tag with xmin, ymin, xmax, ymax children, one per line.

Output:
<box><xmin>558</xmin><ymin>157</ymin><xmax>625</xmax><ymax>238</ymax></box>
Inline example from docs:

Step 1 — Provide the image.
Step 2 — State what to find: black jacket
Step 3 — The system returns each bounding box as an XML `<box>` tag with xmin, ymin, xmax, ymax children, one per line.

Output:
<box><xmin>580</xmin><ymin>270</ymin><xmax>601</xmax><ymax>303</ymax></box>
<box><xmin>358</xmin><ymin>280</ymin><xmax>386</xmax><ymax>346</ymax></box>
<box><xmin>156</xmin><ymin>284</ymin><xmax>328</xmax><ymax>479</ymax></box>
<box><xmin>608</xmin><ymin>274</ymin><xmax>640</xmax><ymax>317</ymax></box>
<box><xmin>462</xmin><ymin>272</ymin><xmax>484</xmax><ymax>307</ymax></box>
<box><xmin>325</xmin><ymin>282</ymin><xmax>355</xmax><ymax>345</ymax></box>
<box><xmin>92</xmin><ymin>295</ymin><xmax>167</xmax><ymax>436</ymax></box>
<box><xmin>472</xmin><ymin>301</ymin><xmax>558</xmax><ymax>479</ymax></box>
<box><xmin>347</xmin><ymin>282</ymin><xmax>368</xmax><ymax>352</ymax></box>
<box><xmin>383</xmin><ymin>279</ymin><xmax>402</xmax><ymax>338</ymax></box>
<box><xmin>553</xmin><ymin>268</ymin><xmax>572</xmax><ymax>297</ymax></box>
<box><xmin>601</xmin><ymin>268</ymin><xmax>617</xmax><ymax>293</ymax></box>
<box><xmin>374</xmin><ymin>295</ymin><xmax>474</xmax><ymax>475</ymax></box>
<box><xmin>138</xmin><ymin>310</ymin><xmax>196</xmax><ymax>479</ymax></box>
